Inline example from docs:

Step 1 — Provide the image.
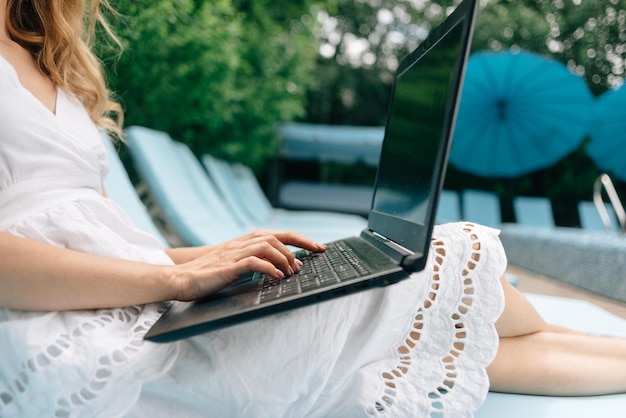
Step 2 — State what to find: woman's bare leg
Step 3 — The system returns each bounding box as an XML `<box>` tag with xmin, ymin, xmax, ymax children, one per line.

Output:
<box><xmin>487</xmin><ymin>276</ymin><xmax>626</xmax><ymax>396</ymax></box>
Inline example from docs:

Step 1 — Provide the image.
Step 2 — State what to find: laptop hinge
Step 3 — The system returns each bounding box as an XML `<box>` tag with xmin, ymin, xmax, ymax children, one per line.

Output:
<box><xmin>360</xmin><ymin>229</ymin><xmax>414</xmax><ymax>262</ymax></box>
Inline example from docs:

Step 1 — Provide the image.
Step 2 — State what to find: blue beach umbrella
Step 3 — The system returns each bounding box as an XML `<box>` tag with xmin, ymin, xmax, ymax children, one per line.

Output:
<box><xmin>450</xmin><ymin>49</ymin><xmax>595</xmax><ymax>178</ymax></box>
<box><xmin>586</xmin><ymin>85</ymin><xmax>626</xmax><ymax>181</ymax></box>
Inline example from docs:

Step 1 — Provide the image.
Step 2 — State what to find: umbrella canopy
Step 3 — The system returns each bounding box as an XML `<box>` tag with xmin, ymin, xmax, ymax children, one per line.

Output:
<box><xmin>586</xmin><ymin>85</ymin><xmax>626</xmax><ymax>181</ymax></box>
<box><xmin>450</xmin><ymin>49</ymin><xmax>595</xmax><ymax>178</ymax></box>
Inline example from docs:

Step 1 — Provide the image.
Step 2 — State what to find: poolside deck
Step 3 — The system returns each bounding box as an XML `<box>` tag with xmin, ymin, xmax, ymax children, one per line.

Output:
<box><xmin>510</xmin><ymin>264</ymin><xmax>626</xmax><ymax>319</ymax></box>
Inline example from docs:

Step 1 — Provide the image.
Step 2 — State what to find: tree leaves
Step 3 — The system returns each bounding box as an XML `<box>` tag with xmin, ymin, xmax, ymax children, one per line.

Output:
<box><xmin>100</xmin><ymin>0</ymin><xmax>318</xmax><ymax>169</ymax></box>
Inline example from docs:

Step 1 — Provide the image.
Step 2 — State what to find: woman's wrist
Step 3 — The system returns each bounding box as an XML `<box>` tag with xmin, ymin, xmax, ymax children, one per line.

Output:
<box><xmin>145</xmin><ymin>263</ymin><xmax>184</xmax><ymax>303</ymax></box>
<box><xmin>165</xmin><ymin>245</ymin><xmax>213</xmax><ymax>264</ymax></box>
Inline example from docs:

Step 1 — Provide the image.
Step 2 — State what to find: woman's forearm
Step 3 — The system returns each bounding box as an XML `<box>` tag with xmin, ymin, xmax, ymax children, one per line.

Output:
<box><xmin>165</xmin><ymin>245</ymin><xmax>214</xmax><ymax>264</ymax></box>
<box><xmin>1</xmin><ymin>228</ymin><xmax>320</xmax><ymax>311</ymax></box>
<box><xmin>0</xmin><ymin>232</ymin><xmax>177</xmax><ymax>311</ymax></box>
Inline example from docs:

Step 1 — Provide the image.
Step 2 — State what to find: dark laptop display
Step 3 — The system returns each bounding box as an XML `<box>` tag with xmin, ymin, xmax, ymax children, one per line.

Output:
<box><xmin>369</xmin><ymin>3</ymin><xmax>477</xmax><ymax>271</ymax></box>
<box><xmin>144</xmin><ymin>0</ymin><xmax>478</xmax><ymax>343</ymax></box>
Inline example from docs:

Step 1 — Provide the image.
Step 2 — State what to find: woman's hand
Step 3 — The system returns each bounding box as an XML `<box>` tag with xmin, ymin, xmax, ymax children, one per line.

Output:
<box><xmin>168</xmin><ymin>230</ymin><xmax>326</xmax><ymax>301</ymax></box>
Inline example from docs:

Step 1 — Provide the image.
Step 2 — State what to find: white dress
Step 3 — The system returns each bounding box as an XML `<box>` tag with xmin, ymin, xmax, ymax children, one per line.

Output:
<box><xmin>0</xmin><ymin>54</ymin><xmax>506</xmax><ymax>418</ymax></box>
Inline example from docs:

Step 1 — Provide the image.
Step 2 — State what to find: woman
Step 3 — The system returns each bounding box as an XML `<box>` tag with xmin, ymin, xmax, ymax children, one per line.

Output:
<box><xmin>1</xmin><ymin>1</ymin><xmax>625</xmax><ymax>416</ymax></box>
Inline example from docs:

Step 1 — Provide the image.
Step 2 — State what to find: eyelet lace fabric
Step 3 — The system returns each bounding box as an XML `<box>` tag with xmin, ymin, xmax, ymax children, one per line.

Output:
<box><xmin>363</xmin><ymin>222</ymin><xmax>506</xmax><ymax>417</ymax></box>
<box><xmin>0</xmin><ymin>303</ymin><xmax>177</xmax><ymax>418</ymax></box>
<box><xmin>0</xmin><ymin>199</ymin><xmax>179</xmax><ymax>418</ymax></box>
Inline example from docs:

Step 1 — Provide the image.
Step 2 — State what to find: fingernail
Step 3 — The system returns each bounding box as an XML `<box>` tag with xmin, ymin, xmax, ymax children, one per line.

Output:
<box><xmin>275</xmin><ymin>269</ymin><xmax>285</xmax><ymax>278</ymax></box>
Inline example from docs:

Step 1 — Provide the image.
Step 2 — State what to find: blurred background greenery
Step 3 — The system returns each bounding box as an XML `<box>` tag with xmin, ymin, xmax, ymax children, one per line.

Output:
<box><xmin>99</xmin><ymin>0</ymin><xmax>626</xmax><ymax>226</ymax></box>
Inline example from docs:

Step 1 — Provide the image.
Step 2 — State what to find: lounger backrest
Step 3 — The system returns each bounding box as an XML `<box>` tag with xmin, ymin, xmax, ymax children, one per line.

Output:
<box><xmin>172</xmin><ymin>142</ymin><xmax>251</xmax><ymax>230</ymax></box>
<box><xmin>201</xmin><ymin>154</ymin><xmax>263</xmax><ymax>226</ymax></box>
<box><xmin>513</xmin><ymin>196</ymin><xmax>555</xmax><ymax>228</ymax></box>
<box><xmin>230</xmin><ymin>163</ymin><xmax>275</xmax><ymax>223</ymax></box>
<box><xmin>578</xmin><ymin>200</ymin><xmax>619</xmax><ymax>233</ymax></box>
<box><xmin>126</xmin><ymin>126</ymin><xmax>243</xmax><ymax>246</ymax></box>
<box><xmin>101</xmin><ymin>133</ymin><xmax>170</xmax><ymax>247</ymax></box>
<box><xmin>462</xmin><ymin>189</ymin><xmax>502</xmax><ymax>228</ymax></box>
<box><xmin>435</xmin><ymin>190</ymin><xmax>461</xmax><ymax>224</ymax></box>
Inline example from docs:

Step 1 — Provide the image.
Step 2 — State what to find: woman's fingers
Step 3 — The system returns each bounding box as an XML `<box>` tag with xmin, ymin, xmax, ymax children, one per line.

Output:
<box><xmin>235</xmin><ymin>240</ymin><xmax>295</xmax><ymax>276</ymax></box>
<box><xmin>248</xmin><ymin>232</ymin><xmax>297</xmax><ymax>271</ymax></box>
<box><xmin>264</xmin><ymin>230</ymin><xmax>327</xmax><ymax>253</ymax></box>
<box><xmin>234</xmin><ymin>256</ymin><xmax>286</xmax><ymax>280</ymax></box>
<box><xmin>237</xmin><ymin>229</ymin><xmax>326</xmax><ymax>254</ymax></box>
<box><xmin>233</xmin><ymin>229</ymin><xmax>325</xmax><ymax>273</ymax></box>
<box><xmin>177</xmin><ymin>230</ymin><xmax>327</xmax><ymax>301</ymax></box>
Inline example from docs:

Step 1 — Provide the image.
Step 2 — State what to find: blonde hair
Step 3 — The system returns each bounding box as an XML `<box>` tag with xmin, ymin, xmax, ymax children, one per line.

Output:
<box><xmin>6</xmin><ymin>0</ymin><xmax>123</xmax><ymax>138</ymax></box>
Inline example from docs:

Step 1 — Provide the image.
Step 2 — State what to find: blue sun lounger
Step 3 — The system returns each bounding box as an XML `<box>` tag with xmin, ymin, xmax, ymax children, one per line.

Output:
<box><xmin>578</xmin><ymin>200</ymin><xmax>619</xmax><ymax>233</ymax></box>
<box><xmin>101</xmin><ymin>134</ymin><xmax>169</xmax><ymax>247</ymax></box>
<box><xmin>125</xmin><ymin>126</ymin><xmax>247</xmax><ymax>246</ymax></box>
<box><xmin>462</xmin><ymin>189</ymin><xmax>502</xmax><ymax>228</ymax></box>
<box><xmin>435</xmin><ymin>190</ymin><xmax>462</xmax><ymax>224</ymax></box>
<box><xmin>125</xmin><ymin>126</ymin><xmax>366</xmax><ymax>245</ymax></box>
<box><xmin>200</xmin><ymin>153</ymin><xmax>367</xmax><ymax>232</ymax></box>
<box><xmin>178</xmin><ymin>144</ymin><xmax>366</xmax><ymax>238</ymax></box>
<box><xmin>513</xmin><ymin>196</ymin><xmax>555</xmax><ymax>228</ymax></box>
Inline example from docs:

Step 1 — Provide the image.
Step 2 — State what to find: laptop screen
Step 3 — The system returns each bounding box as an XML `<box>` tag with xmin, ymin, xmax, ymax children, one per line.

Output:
<box><xmin>368</xmin><ymin>0</ymin><xmax>476</xmax><ymax>260</ymax></box>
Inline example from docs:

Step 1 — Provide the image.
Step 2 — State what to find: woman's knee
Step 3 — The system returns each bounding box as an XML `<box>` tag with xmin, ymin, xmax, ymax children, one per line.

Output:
<box><xmin>495</xmin><ymin>276</ymin><xmax>548</xmax><ymax>338</ymax></box>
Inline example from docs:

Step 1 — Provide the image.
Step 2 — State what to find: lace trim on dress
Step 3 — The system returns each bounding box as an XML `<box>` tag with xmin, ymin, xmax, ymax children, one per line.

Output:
<box><xmin>365</xmin><ymin>223</ymin><xmax>502</xmax><ymax>417</ymax></box>
<box><xmin>0</xmin><ymin>304</ymin><xmax>175</xmax><ymax>417</ymax></box>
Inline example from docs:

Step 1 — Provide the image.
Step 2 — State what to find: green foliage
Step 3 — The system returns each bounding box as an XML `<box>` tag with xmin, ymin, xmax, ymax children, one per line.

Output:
<box><xmin>473</xmin><ymin>2</ymin><xmax>550</xmax><ymax>53</ymax></box>
<box><xmin>96</xmin><ymin>0</ymin><xmax>625</xmax><ymax>224</ymax></box>
<box><xmin>303</xmin><ymin>0</ymin><xmax>625</xmax><ymax>125</ymax></box>
<box><xmin>100</xmin><ymin>0</ymin><xmax>318</xmax><ymax>169</ymax></box>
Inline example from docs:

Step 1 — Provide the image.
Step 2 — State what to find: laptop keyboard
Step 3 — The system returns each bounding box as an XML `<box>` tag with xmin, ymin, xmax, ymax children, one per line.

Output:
<box><xmin>259</xmin><ymin>241</ymin><xmax>373</xmax><ymax>303</ymax></box>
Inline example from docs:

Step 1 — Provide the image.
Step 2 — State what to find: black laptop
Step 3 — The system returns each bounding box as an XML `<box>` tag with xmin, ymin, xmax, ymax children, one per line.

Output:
<box><xmin>145</xmin><ymin>0</ymin><xmax>478</xmax><ymax>343</ymax></box>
